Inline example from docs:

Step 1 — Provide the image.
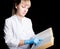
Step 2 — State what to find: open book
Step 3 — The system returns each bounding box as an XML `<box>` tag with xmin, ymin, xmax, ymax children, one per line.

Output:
<box><xmin>31</xmin><ymin>27</ymin><xmax>54</xmax><ymax>49</ymax></box>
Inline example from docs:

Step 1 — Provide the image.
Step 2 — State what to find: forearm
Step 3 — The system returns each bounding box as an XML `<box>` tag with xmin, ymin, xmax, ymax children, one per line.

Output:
<box><xmin>18</xmin><ymin>39</ymin><xmax>34</xmax><ymax>46</ymax></box>
<box><xmin>18</xmin><ymin>40</ymin><xmax>24</xmax><ymax>46</ymax></box>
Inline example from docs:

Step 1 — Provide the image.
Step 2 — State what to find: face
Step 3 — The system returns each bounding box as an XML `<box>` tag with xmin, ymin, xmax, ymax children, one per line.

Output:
<box><xmin>16</xmin><ymin>1</ymin><xmax>31</xmax><ymax>17</ymax></box>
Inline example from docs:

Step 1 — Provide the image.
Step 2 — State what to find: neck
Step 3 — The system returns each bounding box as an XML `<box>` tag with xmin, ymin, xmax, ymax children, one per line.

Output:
<box><xmin>16</xmin><ymin>13</ymin><xmax>24</xmax><ymax>20</ymax></box>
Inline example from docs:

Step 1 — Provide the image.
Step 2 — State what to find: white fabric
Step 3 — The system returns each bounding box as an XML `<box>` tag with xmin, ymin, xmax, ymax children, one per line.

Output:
<box><xmin>4</xmin><ymin>15</ymin><xmax>35</xmax><ymax>49</ymax></box>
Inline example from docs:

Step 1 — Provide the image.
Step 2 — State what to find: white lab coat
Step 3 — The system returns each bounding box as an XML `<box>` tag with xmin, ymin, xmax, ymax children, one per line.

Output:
<box><xmin>4</xmin><ymin>15</ymin><xmax>35</xmax><ymax>49</ymax></box>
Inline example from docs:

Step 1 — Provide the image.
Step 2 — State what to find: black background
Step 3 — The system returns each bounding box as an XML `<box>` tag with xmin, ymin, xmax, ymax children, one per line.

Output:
<box><xmin>0</xmin><ymin>0</ymin><xmax>59</xmax><ymax>49</ymax></box>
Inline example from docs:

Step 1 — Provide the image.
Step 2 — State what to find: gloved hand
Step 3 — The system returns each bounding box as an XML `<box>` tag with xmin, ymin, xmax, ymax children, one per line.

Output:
<box><xmin>24</xmin><ymin>37</ymin><xmax>42</xmax><ymax>45</ymax></box>
<box><xmin>33</xmin><ymin>37</ymin><xmax>42</xmax><ymax>46</ymax></box>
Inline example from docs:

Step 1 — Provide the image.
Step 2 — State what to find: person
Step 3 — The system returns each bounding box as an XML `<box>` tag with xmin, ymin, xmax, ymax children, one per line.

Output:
<box><xmin>4</xmin><ymin>0</ymin><xmax>42</xmax><ymax>49</ymax></box>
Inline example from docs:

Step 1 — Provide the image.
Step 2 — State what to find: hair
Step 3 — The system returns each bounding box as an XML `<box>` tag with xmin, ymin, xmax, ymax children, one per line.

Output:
<box><xmin>12</xmin><ymin>0</ymin><xmax>30</xmax><ymax>15</ymax></box>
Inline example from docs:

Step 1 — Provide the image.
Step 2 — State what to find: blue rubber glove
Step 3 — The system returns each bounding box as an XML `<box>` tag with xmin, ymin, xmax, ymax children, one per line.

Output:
<box><xmin>24</xmin><ymin>37</ymin><xmax>42</xmax><ymax>45</ymax></box>
<box><xmin>33</xmin><ymin>37</ymin><xmax>42</xmax><ymax>46</ymax></box>
<box><xmin>24</xmin><ymin>38</ymin><xmax>34</xmax><ymax>44</ymax></box>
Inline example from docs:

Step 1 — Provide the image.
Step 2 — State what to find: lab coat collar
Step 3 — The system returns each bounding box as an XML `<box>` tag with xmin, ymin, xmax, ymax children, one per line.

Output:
<box><xmin>14</xmin><ymin>14</ymin><xmax>25</xmax><ymax>23</ymax></box>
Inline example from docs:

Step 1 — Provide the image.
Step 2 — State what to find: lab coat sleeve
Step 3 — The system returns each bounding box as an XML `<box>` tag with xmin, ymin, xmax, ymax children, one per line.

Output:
<box><xmin>4</xmin><ymin>19</ymin><xmax>20</xmax><ymax>47</ymax></box>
